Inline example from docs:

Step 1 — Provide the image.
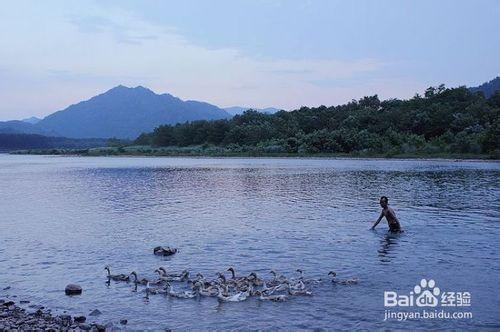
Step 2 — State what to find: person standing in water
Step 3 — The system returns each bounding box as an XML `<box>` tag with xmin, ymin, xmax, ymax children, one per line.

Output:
<box><xmin>371</xmin><ymin>196</ymin><xmax>403</xmax><ymax>232</ymax></box>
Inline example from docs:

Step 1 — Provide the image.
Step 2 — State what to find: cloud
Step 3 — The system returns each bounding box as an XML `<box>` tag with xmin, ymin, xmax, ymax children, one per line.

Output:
<box><xmin>67</xmin><ymin>14</ymin><xmax>158</xmax><ymax>45</ymax></box>
<box><xmin>0</xmin><ymin>1</ymin><xmax>404</xmax><ymax>119</ymax></box>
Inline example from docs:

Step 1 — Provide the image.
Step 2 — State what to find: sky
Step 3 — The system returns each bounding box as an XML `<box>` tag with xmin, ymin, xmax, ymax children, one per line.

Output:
<box><xmin>0</xmin><ymin>0</ymin><xmax>499</xmax><ymax>120</ymax></box>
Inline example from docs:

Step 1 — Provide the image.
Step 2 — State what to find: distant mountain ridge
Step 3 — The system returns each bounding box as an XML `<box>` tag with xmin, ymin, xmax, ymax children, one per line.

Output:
<box><xmin>1</xmin><ymin>86</ymin><xmax>280</xmax><ymax>139</ymax></box>
<box><xmin>0</xmin><ymin>120</ymin><xmax>56</xmax><ymax>136</ymax></box>
<box><xmin>469</xmin><ymin>77</ymin><xmax>500</xmax><ymax>98</ymax></box>
<box><xmin>21</xmin><ymin>116</ymin><xmax>41</xmax><ymax>124</ymax></box>
<box><xmin>35</xmin><ymin>85</ymin><xmax>230</xmax><ymax>139</ymax></box>
<box><xmin>1</xmin><ymin>77</ymin><xmax>498</xmax><ymax>140</ymax></box>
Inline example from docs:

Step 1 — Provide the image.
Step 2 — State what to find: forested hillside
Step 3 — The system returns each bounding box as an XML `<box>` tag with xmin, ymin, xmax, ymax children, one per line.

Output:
<box><xmin>0</xmin><ymin>134</ymin><xmax>107</xmax><ymax>152</ymax></box>
<box><xmin>135</xmin><ymin>86</ymin><xmax>499</xmax><ymax>156</ymax></box>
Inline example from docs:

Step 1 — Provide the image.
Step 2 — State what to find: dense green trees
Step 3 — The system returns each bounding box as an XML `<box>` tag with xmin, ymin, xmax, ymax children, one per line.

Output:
<box><xmin>0</xmin><ymin>134</ymin><xmax>107</xmax><ymax>152</ymax></box>
<box><xmin>135</xmin><ymin>86</ymin><xmax>500</xmax><ymax>156</ymax></box>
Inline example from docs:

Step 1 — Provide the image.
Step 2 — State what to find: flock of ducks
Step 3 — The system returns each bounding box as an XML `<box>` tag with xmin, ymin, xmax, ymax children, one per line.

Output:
<box><xmin>105</xmin><ymin>266</ymin><xmax>359</xmax><ymax>302</ymax></box>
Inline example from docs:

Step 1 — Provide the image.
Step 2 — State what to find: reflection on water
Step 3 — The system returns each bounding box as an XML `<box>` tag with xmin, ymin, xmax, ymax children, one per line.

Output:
<box><xmin>378</xmin><ymin>232</ymin><xmax>402</xmax><ymax>263</ymax></box>
<box><xmin>0</xmin><ymin>155</ymin><xmax>499</xmax><ymax>330</ymax></box>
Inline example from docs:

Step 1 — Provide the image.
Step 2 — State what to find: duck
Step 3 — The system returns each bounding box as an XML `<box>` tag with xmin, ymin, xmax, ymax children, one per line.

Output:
<box><xmin>217</xmin><ymin>271</ymin><xmax>239</xmax><ymax>288</ymax></box>
<box><xmin>192</xmin><ymin>273</ymin><xmax>213</xmax><ymax>288</ymax></box>
<box><xmin>169</xmin><ymin>270</ymin><xmax>190</xmax><ymax>282</ymax></box>
<box><xmin>288</xmin><ymin>287</ymin><xmax>312</xmax><ymax>296</ymax></box>
<box><xmin>267</xmin><ymin>270</ymin><xmax>287</xmax><ymax>287</ymax></box>
<box><xmin>130</xmin><ymin>271</ymin><xmax>149</xmax><ymax>286</ymax></box>
<box><xmin>156</xmin><ymin>267</ymin><xmax>190</xmax><ymax>282</ymax></box>
<box><xmin>226</xmin><ymin>267</ymin><xmax>248</xmax><ymax>283</ymax></box>
<box><xmin>293</xmin><ymin>269</ymin><xmax>322</xmax><ymax>286</ymax></box>
<box><xmin>153</xmin><ymin>246</ymin><xmax>178</xmax><ymax>256</ymax></box>
<box><xmin>216</xmin><ymin>286</ymin><xmax>250</xmax><ymax>302</ymax></box>
<box><xmin>289</xmin><ymin>279</ymin><xmax>306</xmax><ymax>291</ymax></box>
<box><xmin>165</xmin><ymin>282</ymin><xmax>197</xmax><ymax>299</ymax></box>
<box><xmin>104</xmin><ymin>266</ymin><xmax>130</xmax><ymax>282</ymax></box>
<box><xmin>328</xmin><ymin>271</ymin><xmax>359</xmax><ymax>285</ymax></box>
<box><xmin>145</xmin><ymin>281</ymin><xmax>167</xmax><ymax>297</ymax></box>
<box><xmin>193</xmin><ymin>281</ymin><xmax>219</xmax><ymax>297</ymax></box>
<box><xmin>269</xmin><ymin>281</ymin><xmax>290</xmax><ymax>294</ymax></box>
<box><xmin>215</xmin><ymin>272</ymin><xmax>227</xmax><ymax>284</ymax></box>
<box><xmin>259</xmin><ymin>294</ymin><xmax>288</xmax><ymax>302</ymax></box>
<box><xmin>246</xmin><ymin>272</ymin><xmax>264</xmax><ymax>286</ymax></box>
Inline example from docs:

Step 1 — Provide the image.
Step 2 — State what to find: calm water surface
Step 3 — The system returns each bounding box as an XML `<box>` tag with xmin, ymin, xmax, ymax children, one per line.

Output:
<box><xmin>0</xmin><ymin>155</ymin><xmax>499</xmax><ymax>331</ymax></box>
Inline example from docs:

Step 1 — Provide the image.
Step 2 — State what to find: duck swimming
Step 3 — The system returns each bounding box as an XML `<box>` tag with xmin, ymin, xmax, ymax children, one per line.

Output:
<box><xmin>156</xmin><ymin>267</ymin><xmax>189</xmax><ymax>282</ymax></box>
<box><xmin>106</xmin><ymin>262</ymin><xmax>367</xmax><ymax>305</ymax></box>
<box><xmin>104</xmin><ymin>266</ymin><xmax>130</xmax><ymax>282</ymax></box>
<box><xmin>288</xmin><ymin>287</ymin><xmax>312</xmax><ymax>296</ymax></box>
<box><xmin>216</xmin><ymin>286</ymin><xmax>250</xmax><ymax>302</ymax></box>
<box><xmin>145</xmin><ymin>281</ymin><xmax>167</xmax><ymax>295</ymax></box>
<box><xmin>246</xmin><ymin>272</ymin><xmax>264</xmax><ymax>286</ymax></box>
<box><xmin>226</xmin><ymin>267</ymin><xmax>247</xmax><ymax>283</ymax></box>
<box><xmin>130</xmin><ymin>271</ymin><xmax>149</xmax><ymax>286</ymax></box>
<box><xmin>328</xmin><ymin>271</ymin><xmax>359</xmax><ymax>285</ymax></box>
<box><xmin>259</xmin><ymin>294</ymin><xmax>288</xmax><ymax>302</ymax></box>
<box><xmin>165</xmin><ymin>282</ymin><xmax>197</xmax><ymax>299</ymax></box>
<box><xmin>192</xmin><ymin>281</ymin><xmax>219</xmax><ymax>297</ymax></box>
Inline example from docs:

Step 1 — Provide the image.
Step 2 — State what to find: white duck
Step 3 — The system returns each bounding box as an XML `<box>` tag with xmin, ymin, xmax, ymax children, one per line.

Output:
<box><xmin>216</xmin><ymin>286</ymin><xmax>250</xmax><ymax>302</ymax></box>
<box><xmin>165</xmin><ymin>282</ymin><xmax>197</xmax><ymax>299</ymax></box>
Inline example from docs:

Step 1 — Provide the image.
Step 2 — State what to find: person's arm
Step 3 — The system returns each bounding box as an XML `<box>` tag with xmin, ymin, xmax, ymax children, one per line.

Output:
<box><xmin>371</xmin><ymin>211</ymin><xmax>384</xmax><ymax>229</ymax></box>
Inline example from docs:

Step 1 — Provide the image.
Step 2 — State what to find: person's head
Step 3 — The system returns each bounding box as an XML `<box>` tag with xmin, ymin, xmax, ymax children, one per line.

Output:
<box><xmin>380</xmin><ymin>196</ymin><xmax>389</xmax><ymax>208</ymax></box>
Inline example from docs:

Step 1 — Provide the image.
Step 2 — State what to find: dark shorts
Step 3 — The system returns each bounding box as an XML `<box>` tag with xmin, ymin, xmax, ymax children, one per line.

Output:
<box><xmin>389</xmin><ymin>225</ymin><xmax>402</xmax><ymax>233</ymax></box>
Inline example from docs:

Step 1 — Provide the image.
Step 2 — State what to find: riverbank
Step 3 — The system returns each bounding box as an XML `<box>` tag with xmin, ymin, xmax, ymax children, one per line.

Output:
<box><xmin>0</xmin><ymin>298</ymin><xmax>110</xmax><ymax>331</ymax></box>
<box><xmin>8</xmin><ymin>145</ymin><xmax>500</xmax><ymax>160</ymax></box>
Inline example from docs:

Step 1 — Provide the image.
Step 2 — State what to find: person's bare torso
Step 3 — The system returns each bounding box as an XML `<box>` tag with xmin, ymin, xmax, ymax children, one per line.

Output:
<box><xmin>382</xmin><ymin>207</ymin><xmax>401</xmax><ymax>231</ymax></box>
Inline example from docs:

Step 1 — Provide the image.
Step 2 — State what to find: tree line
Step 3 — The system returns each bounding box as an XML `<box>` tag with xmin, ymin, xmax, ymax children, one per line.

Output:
<box><xmin>135</xmin><ymin>85</ymin><xmax>500</xmax><ymax>156</ymax></box>
<box><xmin>0</xmin><ymin>133</ymin><xmax>107</xmax><ymax>152</ymax></box>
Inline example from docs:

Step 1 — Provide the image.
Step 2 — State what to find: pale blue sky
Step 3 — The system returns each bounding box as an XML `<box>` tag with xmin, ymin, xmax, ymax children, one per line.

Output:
<box><xmin>0</xmin><ymin>0</ymin><xmax>498</xmax><ymax>120</ymax></box>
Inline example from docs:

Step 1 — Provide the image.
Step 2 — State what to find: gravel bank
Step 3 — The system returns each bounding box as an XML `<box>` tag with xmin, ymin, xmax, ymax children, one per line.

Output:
<box><xmin>0</xmin><ymin>299</ymin><xmax>108</xmax><ymax>331</ymax></box>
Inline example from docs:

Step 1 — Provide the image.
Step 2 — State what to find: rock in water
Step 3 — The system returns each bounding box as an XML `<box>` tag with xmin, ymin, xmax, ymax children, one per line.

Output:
<box><xmin>64</xmin><ymin>284</ymin><xmax>82</xmax><ymax>295</ymax></box>
<box><xmin>153</xmin><ymin>246</ymin><xmax>178</xmax><ymax>256</ymax></box>
<box><xmin>59</xmin><ymin>314</ymin><xmax>72</xmax><ymax>326</ymax></box>
<box><xmin>92</xmin><ymin>323</ymin><xmax>106</xmax><ymax>332</ymax></box>
<box><xmin>120</xmin><ymin>319</ymin><xmax>128</xmax><ymax>325</ymax></box>
<box><xmin>79</xmin><ymin>323</ymin><xmax>91</xmax><ymax>331</ymax></box>
<box><xmin>74</xmin><ymin>316</ymin><xmax>86</xmax><ymax>323</ymax></box>
<box><xmin>89</xmin><ymin>309</ymin><xmax>102</xmax><ymax>316</ymax></box>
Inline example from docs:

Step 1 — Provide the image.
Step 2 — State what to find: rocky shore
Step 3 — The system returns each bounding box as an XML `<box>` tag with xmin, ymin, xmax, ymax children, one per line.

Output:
<box><xmin>0</xmin><ymin>299</ymin><xmax>113</xmax><ymax>331</ymax></box>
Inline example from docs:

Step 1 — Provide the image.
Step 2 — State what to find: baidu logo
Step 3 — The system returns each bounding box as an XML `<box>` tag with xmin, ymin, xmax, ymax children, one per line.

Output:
<box><xmin>383</xmin><ymin>279</ymin><xmax>472</xmax><ymax>321</ymax></box>
<box><xmin>413</xmin><ymin>279</ymin><xmax>440</xmax><ymax>307</ymax></box>
<box><xmin>384</xmin><ymin>279</ymin><xmax>470</xmax><ymax>308</ymax></box>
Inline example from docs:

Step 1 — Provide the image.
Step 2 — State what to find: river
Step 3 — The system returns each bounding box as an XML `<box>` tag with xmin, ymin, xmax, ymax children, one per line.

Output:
<box><xmin>0</xmin><ymin>155</ymin><xmax>498</xmax><ymax>330</ymax></box>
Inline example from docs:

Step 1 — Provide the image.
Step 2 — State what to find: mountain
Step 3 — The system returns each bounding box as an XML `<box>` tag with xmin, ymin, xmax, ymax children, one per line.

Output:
<box><xmin>21</xmin><ymin>116</ymin><xmax>41</xmax><ymax>124</ymax></box>
<box><xmin>224</xmin><ymin>106</ymin><xmax>282</xmax><ymax>116</ymax></box>
<box><xmin>469</xmin><ymin>77</ymin><xmax>500</xmax><ymax>98</ymax></box>
<box><xmin>0</xmin><ymin>120</ymin><xmax>57</xmax><ymax>136</ymax></box>
<box><xmin>36</xmin><ymin>85</ymin><xmax>231</xmax><ymax>139</ymax></box>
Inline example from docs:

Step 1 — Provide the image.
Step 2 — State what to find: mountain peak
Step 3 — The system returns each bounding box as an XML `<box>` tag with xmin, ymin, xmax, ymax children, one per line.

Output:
<box><xmin>35</xmin><ymin>85</ymin><xmax>230</xmax><ymax>139</ymax></box>
<box><xmin>107</xmin><ymin>85</ymin><xmax>155</xmax><ymax>95</ymax></box>
<box><xmin>21</xmin><ymin>116</ymin><xmax>42</xmax><ymax>124</ymax></box>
